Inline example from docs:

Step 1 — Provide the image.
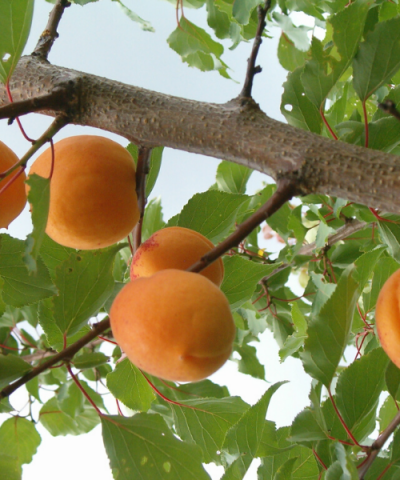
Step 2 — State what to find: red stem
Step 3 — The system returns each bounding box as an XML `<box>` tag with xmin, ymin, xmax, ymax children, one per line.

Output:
<box><xmin>320</xmin><ymin>106</ymin><xmax>338</xmax><ymax>140</ymax></box>
<box><xmin>313</xmin><ymin>448</ymin><xmax>327</xmax><ymax>470</ymax></box>
<box><xmin>98</xmin><ymin>336</ymin><xmax>118</xmax><ymax>345</ymax></box>
<box><xmin>363</xmin><ymin>100</ymin><xmax>369</xmax><ymax>148</ymax></box>
<box><xmin>376</xmin><ymin>462</ymin><xmax>393</xmax><ymax>480</ymax></box>
<box><xmin>328</xmin><ymin>387</ymin><xmax>360</xmax><ymax>447</ymax></box>
<box><xmin>66</xmin><ymin>364</ymin><xmax>102</xmax><ymax>416</ymax></box>
<box><xmin>5</xmin><ymin>81</ymin><xmax>35</xmax><ymax>143</ymax></box>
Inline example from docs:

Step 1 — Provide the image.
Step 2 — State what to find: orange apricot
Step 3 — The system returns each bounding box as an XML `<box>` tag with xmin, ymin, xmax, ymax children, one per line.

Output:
<box><xmin>130</xmin><ymin>226</ymin><xmax>224</xmax><ymax>286</ymax></box>
<box><xmin>28</xmin><ymin>135</ymin><xmax>139</xmax><ymax>250</ymax></box>
<box><xmin>0</xmin><ymin>141</ymin><xmax>27</xmax><ymax>229</ymax></box>
<box><xmin>376</xmin><ymin>269</ymin><xmax>400</xmax><ymax>368</ymax></box>
<box><xmin>110</xmin><ymin>269</ymin><xmax>235</xmax><ymax>382</ymax></box>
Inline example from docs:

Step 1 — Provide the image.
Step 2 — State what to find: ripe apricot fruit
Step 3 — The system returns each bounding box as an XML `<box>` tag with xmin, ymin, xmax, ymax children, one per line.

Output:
<box><xmin>130</xmin><ymin>226</ymin><xmax>224</xmax><ymax>286</ymax></box>
<box><xmin>0</xmin><ymin>141</ymin><xmax>27</xmax><ymax>229</ymax></box>
<box><xmin>28</xmin><ymin>135</ymin><xmax>139</xmax><ymax>250</ymax></box>
<box><xmin>110</xmin><ymin>269</ymin><xmax>235</xmax><ymax>382</ymax></box>
<box><xmin>376</xmin><ymin>269</ymin><xmax>400</xmax><ymax>368</ymax></box>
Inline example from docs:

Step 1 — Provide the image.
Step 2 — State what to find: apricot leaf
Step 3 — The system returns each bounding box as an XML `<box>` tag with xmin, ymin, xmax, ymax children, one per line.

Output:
<box><xmin>52</xmin><ymin>244</ymin><xmax>124</xmax><ymax>337</ymax></box>
<box><xmin>0</xmin><ymin>455</ymin><xmax>21</xmax><ymax>480</ymax></box>
<box><xmin>301</xmin><ymin>266</ymin><xmax>359</xmax><ymax>387</ymax></box>
<box><xmin>234</xmin><ymin>343</ymin><xmax>265</xmax><ymax>379</ymax></box>
<box><xmin>335</xmin><ymin>348</ymin><xmax>389</xmax><ymax>442</ymax></box>
<box><xmin>142</xmin><ymin>197</ymin><xmax>165</xmax><ymax>242</ymax></box>
<box><xmin>216</xmin><ymin>160</ymin><xmax>252</xmax><ymax>194</ymax></box>
<box><xmin>0</xmin><ymin>355</ymin><xmax>31</xmax><ymax>389</ymax></box>
<box><xmin>222</xmin><ymin>256</ymin><xmax>277</xmax><ymax>310</ymax></box>
<box><xmin>0</xmin><ymin>417</ymin><xmax>41</xmax><ymax>466</ymax></box>
<box><xmin>106</xmin><ymin>358</ymin><xmax>156</xmax><ymax>412</ymax></box>
<box><xmin>0</xmin><ymin>0</ymin><xmax>34</xmax><ymax>84</ymax></box>
<box><xmin>290</xmin><ymin>408</ymin><xmax>327</xmax><ymax>443</ymax></box>
<box><xmin>101</xmin><ymin>413</ymin><xmax>210</xmax><ymax>480</ymax></box>
<box><xmin>0</xmin><ymin>235</ymin><xmax>57</xmax><ymax>307</ymax></box>
<box><xmin>24</xmin><ymin>174</ymin><xmax>50</xmax><ymax>273</ymax></box>
<box><xmin>39</xmin><ymin>234</ymin><xmax>75</xmax><ymax>279</ymax></box>
<box><xmin>177</xmin><ymin>190</ymin><xmax>248</xmax><ymax>243</ymax></box>
<box><xmin>172</xmin><ymin>396</ymin><xmax>249</xmax><ymax>464</ymax></box>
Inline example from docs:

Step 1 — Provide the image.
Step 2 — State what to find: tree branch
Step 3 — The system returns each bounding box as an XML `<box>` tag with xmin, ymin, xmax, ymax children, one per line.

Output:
<box><xmin>187</xmin><ymin>178</ymin><xmax>298</xmax><ymax>273</ymax></box>
<box><xmin>133</xmin><ymin>147</ymin><xmax>152</xmax><ymax>252</ymax></box>
<box><xmin>3</xmin><ymin>56</ymin><xmax>400</xmax><ymax>213</ymax></box>
<box><xmin>0</xmin><ymin>317</ymin><xmax>110</xmax><ymax>400</ymax></box>
<box><xmin>33</xmin><ymin>0</ymin><xmax>71</xmax><ymax>60</ymax></box>
<box><xmin>240</xmin><ymin>0</ymin><xmax>271</xmax><ymax>98</ymax></box>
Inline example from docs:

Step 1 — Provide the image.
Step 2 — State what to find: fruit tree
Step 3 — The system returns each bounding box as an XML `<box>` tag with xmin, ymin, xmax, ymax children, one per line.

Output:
<box><xmin>2</xmin><ymin>0</ymin><xmax>400</xmax><ymax>479</ymax></box>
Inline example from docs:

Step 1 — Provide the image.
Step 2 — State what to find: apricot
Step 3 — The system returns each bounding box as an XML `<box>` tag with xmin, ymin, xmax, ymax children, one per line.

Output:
<box><xmin>0</xmin><ymin>141</ymin><xmax>27</xmax><ymax>229</ymax></box>
<box><xmin>110</xmin><ymin>269</ymin><xmax>235</xmax><ymax>382</ymax></box>
<box><xmin>376</xmin><ymin>269</ymin><xmax>400</xmax><ymax>368</ymax></box>
<box><xmin>130</xmin><ymin>226</ymin><xmax>224</xmax><ymax>286</ymax></box>
<box><xmin>28</xmin><ymin>135</ymin><xmax>139</xmax><ymax>250</ymax></box>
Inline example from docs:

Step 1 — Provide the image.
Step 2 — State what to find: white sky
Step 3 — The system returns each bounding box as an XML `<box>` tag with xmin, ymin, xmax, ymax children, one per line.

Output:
<box><xmin>0</xmin><ymin>1</ymin><xmax>311</xmax><ymax>478</ymax></box>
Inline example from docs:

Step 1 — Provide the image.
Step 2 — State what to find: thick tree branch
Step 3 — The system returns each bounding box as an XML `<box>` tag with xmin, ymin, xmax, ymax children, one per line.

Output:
<box><xmin>0</xmin><ymin>317</ymin><xmax>110</xmax><ymax>400</ymax></box>
<box><xmin>2</xmin><ymin>57</ymin><xmax>400</xmax><ymax>214</ymax></box>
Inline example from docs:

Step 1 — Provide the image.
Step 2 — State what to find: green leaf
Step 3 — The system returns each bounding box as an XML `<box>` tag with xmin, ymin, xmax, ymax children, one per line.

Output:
<box><xmin>52</xmin><ymin>244</ymin><xmax>123</xmax><ymax>336</ymax></box>
<box><xmin>222</xmin><ymin>383</ymin><xmax>286</xmax><ymax>474</ymax></box>
<box><xmin>72</xmin><ymin>352</ymin><xmax>109</xmax><ymax>370</ymax></box>
<box><xmin>38</xmin><ymin>234</ymin><xmax>75</xmax><ymax>279</ymax></box>
<box><xmin>353</xmin><ymin>17</ymin><xmax>400</xmax><ymax>101</ymax></box>
<box><xmin>378</xmin><ymin>221</ymin><xmax>400</xmax><ymax>263</ymax></box>
<box><xmin>172</xmin><ymin>396</ymin><xmax>249</xmax><ymax>464</ymax></box>
<box><xmin>142</xmin><ymin>197</ymin><xmax>165</xmax><ymax>242</ymax></box>
<box><xmin>302</xmin><ymin>0</ymin><xmax>369</xmax><ymax>108</ymax></box>
<box><xmin>111</xmin><ymin>0</ymin><xmax>154</xmax><ymax>31</ymax></box>
<box><xmin>0</xmin><ymin>417</ymin><xmax>41</xmax><ymax>465</ymax></box>
<box><xmin>335</xmin><ymin>348</ymin><xmax>389</xmax><ymax>442</ymax></box>
<box><xmin>101</xmin><ymin>413</ymin><xmax>211</xmax><ymax>480</ymax></box>
<box><xmin>0</xmin><ymin>455</ymin><xmax>21</xmax><ymax>480</ymax></box>
<box><xmin>221</xmin><ymin>256</ymin><xmax>277</xmax><ymax>310</ymax></box>
<box><xmin>177</xmin><ymin>190</ymin><xmax>248</xmax><ymax>243</ymax></box>
<box><xmin>353</xmin><ymin>246</ymin><xmax>386</xmax><ymax>291</ymax></box>
<box><xmin>301</xmin><ymin>266</ymin><xmax>359</xmax><ymax>386</ymax></box>
<box><xmin>378</xmin><ymin>395</ymin><xmax>398</xmax><ymax>432</ymax></box>
<box><xmin>279</xmin><ymin>302</ymin><xmax>307</xmax><ymax>361</ymax></box>
<box><xmin>274</xmin><ymin>457</ymin><xmax>298</xmax><ymax>480</ymax></box>
<box><xmin>273</xmin><ymin>13</ymin><xmax>311</xmax><ymax>52</ymax></box>
<box><xmin>290</xmin><ymin>408</ymin><xmax>327</xmax><ymax>443</ymax></box>
<box><xmin>107</xmin><ymin>358</ymin><xmax>156</xmax><ymax>412</ymax></box>
<box><xmin>216</xmin><ymin>161</ymin><xmax>252</xmax><ymax>194</ymax></box>
<box><xmin>167</xmin><ymin>17</ymin><xmax>230</xmax><ymax>78</ymax></box>
<box><xmin>234</xmin><ymin>343</ymin><xmax>265</xmax><ymax>379</ymax></box>
<box><xmin>23</xmin><ymin>175</ymin><xmax>50</xmax><ymax>273</ymax></box>
<box><xmin>0</xmin><ymin>355</ymin><xmax>31</xmax><ymax>389</ymax></box>
<box><xmin>0</xmin><ymin>235</ymin><xmax>57</xmax><ymax>307</ymax></box>
<box><xmin>281</xmin><ymin>67</ymin><xmax>322</xmax><ymax>133</ymax></box>
<box><xmin>232</xmin><ymin>0</ymin><xmax>262</xmax><ymax>25</ymax></box>
<box><xmin>0</xmin><ymin>0</ymin><xmax>34</xmax><ymax>83</ymax></box>
<box><xmin>277</xmin><ymin>33</ymin><xmax>309</xmax><ymax>72</ymax></box>
<box><xmin>57</xmin><ymin>381</ymin><xmax>84</xmax><ymax>418</ymax></box>
<box><xmin>386</xmin><ymin>361</ymin><xmax>400</xmax><ymax>400</ymax></box>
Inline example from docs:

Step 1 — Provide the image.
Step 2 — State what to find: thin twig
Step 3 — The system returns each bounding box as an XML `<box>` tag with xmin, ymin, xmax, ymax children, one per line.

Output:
<box><xmin>132</xmin><ymin>146</ymin><xmax>152</xmax><ymax>252</ymax></box>
<box><xmin>33</xmin><ymin>0</ymin><xmax>71</xmax><ymax>60</ymax></box>
<box><xmin>240</xmin><ymin>0</ymin><xmax>272</xmax><ymax>98</ymax></box>
<box><xmin>0</xmin><ymin>317</ymin><xmax>111</xmax><ymax>400</ymax></box>
<box><xmin>378</xmin><ymin>100</ymin><xmax>400</xmax><ymax>122</ymax></box>
<box><xmin>187</xmin><ymin>178</ymin><xmax>298</xmax><ymax>274</ymax></box>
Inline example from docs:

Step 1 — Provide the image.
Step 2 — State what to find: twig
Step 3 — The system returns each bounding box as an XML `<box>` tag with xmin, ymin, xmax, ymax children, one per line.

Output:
<box><xmin>0</xmin><ymin>115</ymin><xmax>69</xmax><ymax>180</ymax></box>
<box><xmin>378</xmin><ymin>100</ymin><xmax>400</xmax><ymax>122</ymax></box>
<box><xmin>240</xmin><ymin>0</ymin><xmax>272</xmax><ymax>98</ymax></box>
<box><xmin>0</xmin><ymin>91</ymin><xmax>69</xmax><ymax>120</ymax></box>
<box><xmin>187</xmin><ymin>178</ymin><xmax>298</xmax><ymax>274</ymax></box>
<box><xmin>33</xmin><ymin>0</ymin><xmax>71</xmax><ymax>60</ymax></box>
<box><xmin>0</xmin><ymin>317</ymin><xmax>111</xmax><ymax>400</ymax></box>
<box><xmin>358</xmin><ymin>408</ymin><xmax>400</xmax><ymax>478</ymax></box>
<box><xmin>132</xmin><ymin>147</ymin><xmax>152</xmax><ymax>252</ymax></box>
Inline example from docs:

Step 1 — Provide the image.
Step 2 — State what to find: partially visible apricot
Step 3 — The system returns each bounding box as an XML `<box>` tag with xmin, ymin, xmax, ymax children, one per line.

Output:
<box><xmin>110</xmin><ymin>269</ymin><xmax>235</xmax><ymax>382</ymax></box>
<box><xmin>28</xmin><ymin>135</ymin><xmax>139</xmax><ymax>250</ymax></box>
<box><xmin>130</xmin><ymin>226</ymin><xmax>224</xmax><ymax>286</ymax></box>
<box><xmin>376</xmin><ymin>269</ymin><xmax>400</xmax><ymax>368</ymax></box>
<box><xmin>0</xmin><ymin>141</ymin><xmax>27</xmax><ymax>229</ymax></box>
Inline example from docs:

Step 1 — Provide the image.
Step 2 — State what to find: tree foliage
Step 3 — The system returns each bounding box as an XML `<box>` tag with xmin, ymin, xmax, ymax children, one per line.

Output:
<box><xmin>2</xmin><ymin>0</ymin><xmax>400</xmax><ymax>479</ymax></box>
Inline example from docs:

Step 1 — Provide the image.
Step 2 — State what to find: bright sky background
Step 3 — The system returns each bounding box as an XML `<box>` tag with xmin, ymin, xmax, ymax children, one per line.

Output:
<box><xmin>0</xmin><ymin>1</ymin><xmax>312</xmax><ymax>478</ymax></box>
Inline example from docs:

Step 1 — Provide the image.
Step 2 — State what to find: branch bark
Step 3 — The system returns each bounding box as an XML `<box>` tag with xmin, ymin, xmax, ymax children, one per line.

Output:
<box><xmin>2</xmin><ymin>56</ymin><xmax>400</xmax><ymax>214</ymax></box>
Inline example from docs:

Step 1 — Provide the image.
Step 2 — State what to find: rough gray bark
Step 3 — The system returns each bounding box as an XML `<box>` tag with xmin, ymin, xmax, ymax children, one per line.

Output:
<box><xmin>2</xmin><ymin>55</ymin><xmax>399</xmax><ymax>213</ymax></box>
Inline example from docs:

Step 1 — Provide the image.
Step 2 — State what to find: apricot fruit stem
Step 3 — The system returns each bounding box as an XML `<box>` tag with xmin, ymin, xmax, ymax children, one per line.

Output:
<box><xmin>187</xmin><ymin>178</ymin><xmax>297</xmax><ymax>275</ymax></box>
<box><xmin>132</xmin><ymin>146</ymin><xmax>152</xmax><ymax>252</ymax></box>
<box><xmin>0</xmin><ymin>114</ymin><xmax>69</xmax><ymax>182</ymax></box>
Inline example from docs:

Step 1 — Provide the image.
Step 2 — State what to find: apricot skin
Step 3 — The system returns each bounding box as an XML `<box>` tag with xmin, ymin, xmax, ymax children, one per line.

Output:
<box><xmin>0</xmin><ymin>141</ymin><xmax>27</xmax><ymax>229</ymax></box>
<box><xmin>376</xmin><ymin>269</ymin><xmax>400</xmax><ymax>368</ymax></box>
<box><xmin>28</xmin><ymin>135</ymin><xmax>139</xmax><ymax>250</ymax></box>
<box><xmin>110</xmin><ymin>269</ymin><xmax>235</xmax><ymax>382</ymax></box>
<box><xmin>130</xmin><ymin>226</ymin><xmax>224</xmax><ymax>286</ymax></box>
